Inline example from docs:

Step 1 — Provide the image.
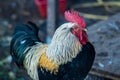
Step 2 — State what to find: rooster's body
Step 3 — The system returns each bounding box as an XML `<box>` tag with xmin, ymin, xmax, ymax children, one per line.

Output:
<box><xmin>10</xmin><ymin>11</ymin><xmax>95</xmax><ymax>80</ymax></box>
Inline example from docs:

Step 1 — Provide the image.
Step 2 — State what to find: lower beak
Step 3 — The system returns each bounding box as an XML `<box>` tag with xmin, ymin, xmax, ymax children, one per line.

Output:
<box><xmin>82</xmin><ymin>28</ymin><xmax>87</xmax><ymax>32</ymax></box>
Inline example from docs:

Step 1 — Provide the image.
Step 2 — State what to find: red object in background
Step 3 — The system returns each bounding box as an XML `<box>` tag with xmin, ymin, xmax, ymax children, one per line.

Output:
<box><xmin>35</xmin><ymin>0</ymin><xmax>67</xmax><ymax>18</ymax></box>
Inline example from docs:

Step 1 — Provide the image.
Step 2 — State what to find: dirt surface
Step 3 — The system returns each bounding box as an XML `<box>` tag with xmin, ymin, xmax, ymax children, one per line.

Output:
<box><xmin>1</xmin><ymin>0</ymin><xmax>120</xmax><ymax>80</ymax></box>
<box><xmin>88</xmin><ymin>13</ymin><xmax>120</xmax><ymax>79</ymax></box>
<box><xmin>0</xmin><ymin>0</ymin><xmax>40</xmax><ymax>80</ymax></box>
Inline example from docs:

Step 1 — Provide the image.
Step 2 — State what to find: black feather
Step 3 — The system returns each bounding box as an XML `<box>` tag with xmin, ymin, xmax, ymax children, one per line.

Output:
<box><xmin>37</xmin><ymin>42</ymin><xmax>95</xmax><ymax>80</ymax></box>
<box><xmin>57</xmin><ymin>42</ymin><xmax>95</xmax><ymax>80</ymax></box>
<box><xmin>10</xmin><ymin>21</ymin><xmax>41</xmax><ymax>67</ymax></box>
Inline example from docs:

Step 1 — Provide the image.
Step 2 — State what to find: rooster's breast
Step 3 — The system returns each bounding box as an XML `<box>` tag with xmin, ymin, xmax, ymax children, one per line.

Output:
<box><xmin>37</xmin><ymin>42</ymin><xmax>95</xmax><ymax>80</ymax></box>
<box><xmin>57</xmin><ymin>42</ymin><xmax>95</xmax><ymax>80</ymax></box>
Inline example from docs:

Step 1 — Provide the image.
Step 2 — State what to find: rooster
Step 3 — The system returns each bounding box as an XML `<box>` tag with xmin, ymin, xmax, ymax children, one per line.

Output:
<box><xmin>10</xmin><ymin>10</ymin><xmax>95</xmax><ymax>80</ymax></box>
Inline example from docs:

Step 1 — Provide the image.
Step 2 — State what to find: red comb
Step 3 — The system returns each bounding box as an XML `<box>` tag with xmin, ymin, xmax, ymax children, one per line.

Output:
<box><xmin>64</xmin><ymin>10</ymin><xmax>86</xmax><ymax>28</ymax></box>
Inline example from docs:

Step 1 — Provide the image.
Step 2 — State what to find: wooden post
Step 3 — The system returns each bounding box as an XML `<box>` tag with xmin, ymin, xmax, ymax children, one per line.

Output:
<box><xmin>47</xmin><ymin>0</ymin><xmax>59</xmax><ymax>43</ymax></box>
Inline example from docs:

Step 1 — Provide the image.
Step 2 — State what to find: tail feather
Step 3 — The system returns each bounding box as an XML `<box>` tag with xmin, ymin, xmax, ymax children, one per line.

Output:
<box><xmin>10</xmin><ymin>21</ymin><xmax>41</xmax><ymax>67</ymax></box>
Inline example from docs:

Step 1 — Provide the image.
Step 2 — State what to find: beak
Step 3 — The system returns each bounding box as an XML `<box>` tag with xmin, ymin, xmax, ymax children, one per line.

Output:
<box><xmin>82</xmin><ymin>28</ymin><xmax>87</xmax><ymax>32</ymax></box>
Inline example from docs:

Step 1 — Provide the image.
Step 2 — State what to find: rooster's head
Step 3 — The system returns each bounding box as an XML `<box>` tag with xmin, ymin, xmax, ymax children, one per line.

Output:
<box><xmin>46</xmin><ymin>10</ymin><xmax>88</xmax><ymax>65</ymax></box>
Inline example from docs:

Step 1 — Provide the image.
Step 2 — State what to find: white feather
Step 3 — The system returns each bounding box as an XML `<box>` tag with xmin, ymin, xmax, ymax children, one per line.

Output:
<box><xmin>23</xmin><ymin>22</ymin><xmax>82</xmax><ymax>80</ymax></box>
<box><xmin>23</xmin><ymin>42</ymin><xmax>46</xmax><ymax>80</ymax></box>
<box><xmin>46</xmin><ymin>22</ymin><xmax>82</xmax><ymax>65</ymax></box>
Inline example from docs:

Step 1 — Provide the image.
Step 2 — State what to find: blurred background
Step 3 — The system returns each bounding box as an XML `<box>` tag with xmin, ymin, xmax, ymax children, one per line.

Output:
<box><xmin>0</xmin><ymin>0</ymin><xmax>120</xmax><ymax>80</ymax></box>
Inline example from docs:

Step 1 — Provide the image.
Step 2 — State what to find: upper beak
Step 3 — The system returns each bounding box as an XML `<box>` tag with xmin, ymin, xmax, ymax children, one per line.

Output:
<box><xmin>73</xmin><ymin>26</ymin><xmax>87</xmax><ymax>32</ymax></box>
